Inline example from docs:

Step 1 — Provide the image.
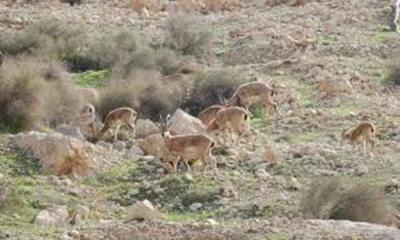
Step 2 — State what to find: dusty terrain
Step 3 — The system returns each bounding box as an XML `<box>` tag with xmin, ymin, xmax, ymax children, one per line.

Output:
<box><xmin>1</xmin><ymin>0</ymin><xmax>400</xmax><ymax>239</ymax></box>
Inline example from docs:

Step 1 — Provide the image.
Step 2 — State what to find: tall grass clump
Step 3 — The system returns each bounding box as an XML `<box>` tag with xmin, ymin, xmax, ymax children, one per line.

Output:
<box><xmin>300</xmin><ymin>177</ymin><xmax>393</xmax><ymax>226</ymax></box>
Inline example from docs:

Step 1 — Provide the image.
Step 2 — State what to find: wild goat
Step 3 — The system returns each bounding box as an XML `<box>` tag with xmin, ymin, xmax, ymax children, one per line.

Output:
<box><xmin>207</xmin><ymin>106</ymin><xmax>249</xmax><ymax>143</ymax></box>
<box><xmin>78</xmin><ymin>103</ymin><xmax>97</xmax><ymax>135</ymax></box>
<box><xmin>226</xmin><ymin>81</ymin><xmax>279</xmax><ymax>116</ymax></box>
<box><xmin>160</xmin><ymin>115</ymin><xmax>215</xmax><ymax>174</ymax></box>
<box><xmin>96</xmin><ymin>107</ymin><xmax>137</xmax><ymax>141</ymax></box>
<box><xmin>342</xmin><ymin>122</ymin><xmax>376</xmax><ymax>156</ymax></box>
<box><xmin>197</xmin><ymin>105</ymin><xmax>224</xmax><ymax>126</ymax></box>
<box><xmin>0</xmin><ymin>50</ymin><xmax>3</xmax><ymax>67</ymax></box>
<box><xmin>391</xmin><ymin>0</ymin><xmax>400</xmax><ymax>31</ymax></box>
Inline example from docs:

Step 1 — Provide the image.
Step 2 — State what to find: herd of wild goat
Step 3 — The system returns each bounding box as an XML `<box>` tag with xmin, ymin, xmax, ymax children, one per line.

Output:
<box><xmin>76</xmin><ymin>72</ymin><xmax>376</xmax><ymax>174</ymax></box>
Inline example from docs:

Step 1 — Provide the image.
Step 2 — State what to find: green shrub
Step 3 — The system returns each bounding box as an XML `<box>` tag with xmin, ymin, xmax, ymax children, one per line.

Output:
<box><xmin>167</xmin><ymin>14</ymin><xmax>211</xmax><ymax>56</ymax></box>
<box><xmin>300</xmin><ymin>178</ymin><xmax>393</xmax><ymax>225</ymax></box>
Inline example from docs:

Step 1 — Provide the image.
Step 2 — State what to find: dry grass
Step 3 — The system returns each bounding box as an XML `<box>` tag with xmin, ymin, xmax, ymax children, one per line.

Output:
<box><xmin>0</xmin><ymin>57</ymin><xmax>83</xmax><ymax>132</ymax></box>
<box><xmin>300</xmin><ymin>178</ymin><xmax>393</xmax><ymax>225</ymax></box>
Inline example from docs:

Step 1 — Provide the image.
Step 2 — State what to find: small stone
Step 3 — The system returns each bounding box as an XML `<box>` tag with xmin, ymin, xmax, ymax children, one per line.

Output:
<box><xmin>113</xmin><ymin>141</ymin><xmax>126</xmax><ymax>151</ymax></box>
<box><xmin>355</xmin><ymin>165</ymin><xmax>369</xmax><ymax>176</ymax></box>
<box><xmin>189</xmin><ymin>202</ymin><xmax>203</xmax><ymax>212</ymax></box>
<box><xmin>287</xmin><ymin>177</ymin><xmax>302</xmax><ymax>191</ymax></box>
<box><xmin>68</xmin><ymin>230</ymin><xmax>80</xmax><ymax>238</ymax></box>
<box><xmin>184</xmin><ymin>173</ymin><xmax>194</xmax><ymax>182</ymax></box>
<box><xmin>127</xmin><ymin>200</ymin><xmax>164</xmax><ymax>221</ymax></box>
<box><xmin>206</xmin><ymin>218</ymin><xmax>218</xmax><ymax>225</ymax></box>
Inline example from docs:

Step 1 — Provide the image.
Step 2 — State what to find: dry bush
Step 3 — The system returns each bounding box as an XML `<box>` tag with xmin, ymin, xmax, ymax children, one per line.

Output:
<box><xmin>300</xmin><ymin>178</ymin><xmax>393</xmax><ymax>225</ymax></box>
<box><xmin>83</xmin><ymin>30</ymin><xmax>141</xmax><ymax>71</ymax></box>
<box><xmin>0</xmin><ymin>20</ymin><xmax>86</xmax><ymax>67</ymax></box>
<box><xmin>167</xmin><ymin>14</ymin><xmax>211</xmax><ymax>56</ymax></box>
<box><xmin>0</xmin><ymin>57</ymin><xmax>83</xmax><ymax>132</ymax></box>
<box><xmin>203</xmin><ymin>0</ymin><xmax>237</xmax><ymax>12</ymax></box>
<box><xmin>181</xmin><ymin>69</ymin><xmax>247</xmax><ymax>115</ymax></box>
<box><xmin>265</xmin><ymin>0</ymin><xmax>311</xmax><ymax>7</ymax></box>
<box><xmin>97</xmin><ymin>70</ymin><xmax>185</xmax><ymax>121</ymax></box>
<box><xmin>385</xmin><ymin>58</ymin><xmax>400</xmax><ymax>86</ymax></box>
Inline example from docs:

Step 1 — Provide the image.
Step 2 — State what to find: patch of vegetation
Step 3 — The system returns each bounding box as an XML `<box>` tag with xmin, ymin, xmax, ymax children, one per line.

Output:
<box><xmin>0</xmin><ymin>144</ymin><xmax>64</xmax><ymax>239</ymax></box>
<box><xmin>166</xmin><ymin>211</ymin><xmax>217</xmax><ymax>222</ymax></box>
<box><xmin>265</xmin><ymin>232</ymin><xmax>292</xmax><ymax>240</ymax></box>
<box><xmin>74</xmin><ymin>70</ymin><xmax>110</xmax><ymax>88</ymax></box>
<box><xmin>287</xmin><ymin>131</ymin><xmax>319</xmax><ymax>144</ymax></box>
<box><xmin>300</xmin><ymin>177</ymin><xmax>393</xmax><ymax>225</ymax></box>
<box><xmin>331</xmin><ymin>100</ymin><xmax>361</xmax><ymax>116</ymax></box>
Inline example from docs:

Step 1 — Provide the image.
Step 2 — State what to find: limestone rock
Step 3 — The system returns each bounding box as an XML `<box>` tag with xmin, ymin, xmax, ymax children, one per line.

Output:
<box><xmin>13</xmin><ymin>131</ymin><xmax>120</xmax><ymax>178</ymax></box>
<box><xmin>55</xmin><ymin>124</ymin><xmax>85</xmax><ymax>141</ymax></box>
<box><xmin>127</xmin><ymin>200</ymin><xmax>164</xmax><ymax>221</ymax></box>
<box><xmin>168</xmin><ymin>109</ymin><xmax>206</xmax><ymax>135</ymax></box>
<box><xmin>135</xmin><ymin>119</ymin><xmax>160</xmax><ymax>139</ymax></box>
<box><xmin>34</xmin><ymin>205</ymin><xmax>69</xmax><ymax>227</ymax></box>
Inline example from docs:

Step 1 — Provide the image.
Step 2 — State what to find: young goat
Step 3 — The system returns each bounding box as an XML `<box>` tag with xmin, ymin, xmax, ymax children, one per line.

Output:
<box><xmin>226</xmin><ymin>81</ymin><xmax>279</xmax><ymax>116</ymax></box>
<box><xmin>197</xmin><ymin>105</ymin><xmax>224</xmax><ymax>126</ymax></box>
<box><xmin>342</xmin><ymin>122</ymin><xmax>376</xmax><ymax>156</ymax></box>
<box><xmin>207</xmin><ymin>106</ymin><xmax>249</xmax><ymax>143</ymax></box>
<box><xmin>160</xmin><ymin>116</ymin><xmax>215</xmax><ymax>174</ymax></box>
<box><xmin>96</xmin><ymin>107</ymin><xmax>137</xmax><ymax>142</ymax></box>
<box><xmin>78</xmin><ymin>103</ymin><xmax>97</xmax><ymax>135</ymax></box>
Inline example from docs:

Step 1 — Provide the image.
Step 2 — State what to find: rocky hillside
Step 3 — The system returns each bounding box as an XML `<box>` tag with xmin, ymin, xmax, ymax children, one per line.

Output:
<box><xmin>1</xmin><ymin>0</ymin><xmax>400</xmax><ymax>239</ymax></box>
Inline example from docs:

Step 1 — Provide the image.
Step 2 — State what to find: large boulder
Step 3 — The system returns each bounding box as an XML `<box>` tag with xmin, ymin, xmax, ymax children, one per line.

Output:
<box><xmin>55</xmin><ymin>124</ymin><xmax>85</xmax><ymax>141</ymax></box>
<box><xmin>135</xmin><ymin>119</ymin><xmax>160</xmax><ymax>139</ymax></box>
<box><xmin>34</xmin><ymin>205</ymin><xmax>69</xmax><ymax>227</ymax></box>
<box><xmin>13</xmin><ymin>131</ymin><xmax>120</xmax><ymax>178</ymax></box>
<box><xmin>168</xmin><ymin>109</ymin><xmax>206</xmax><ymax>135</ymax></box>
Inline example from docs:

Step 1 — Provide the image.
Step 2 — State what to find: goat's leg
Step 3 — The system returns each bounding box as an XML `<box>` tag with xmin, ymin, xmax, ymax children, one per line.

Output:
<box><xmin>391</xmin><ymin>0</ymin><xmax>400</xmax><ymax>31</ymax></box>
<box><xmin>184</xmin><ymin>159</ymin><xmax>191</xmax><ymax>172</ymax></box>
<box><xmin>363</xmin><ymin>140</ymin><xmax>367</xmax><ymax>157</ymax></box>
<box><xmin>114</xmin><ymin>125</ymin><xmax>121</xmax><ymax>142</ymax></box>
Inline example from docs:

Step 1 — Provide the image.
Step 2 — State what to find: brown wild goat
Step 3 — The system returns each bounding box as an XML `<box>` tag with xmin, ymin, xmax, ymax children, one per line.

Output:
<box><xmin>78</xmin><ymin>103</ymin><xmax>97</xmax><ymax>135</ymax></box>
<box><xmin>160</xmin><ymin>115</ymin><xmax>215</xmax><ymax>174</ymax></box>
<box><xmin>96</xmin><ymin>107</ymin><xmax>137</xmax><ymax>141</ymax></box>
<box><xmin>197</xmin><ymin>105</ymin><xmax>224</xmax><ymax>126</ymax></box>
<box><xmin>226</xmin><ymin>81</ymin><xmax>279</xmax><ymax>116</ymax></box>
<box><xmin>342</xmin><ymin>122</ymin><xmax>376</xmax><ymax>156</ymax></box>
<box><xmin>207</xmin><ymin>106</ymin><xmax>249</xmax><ymax>143</ymax></box>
